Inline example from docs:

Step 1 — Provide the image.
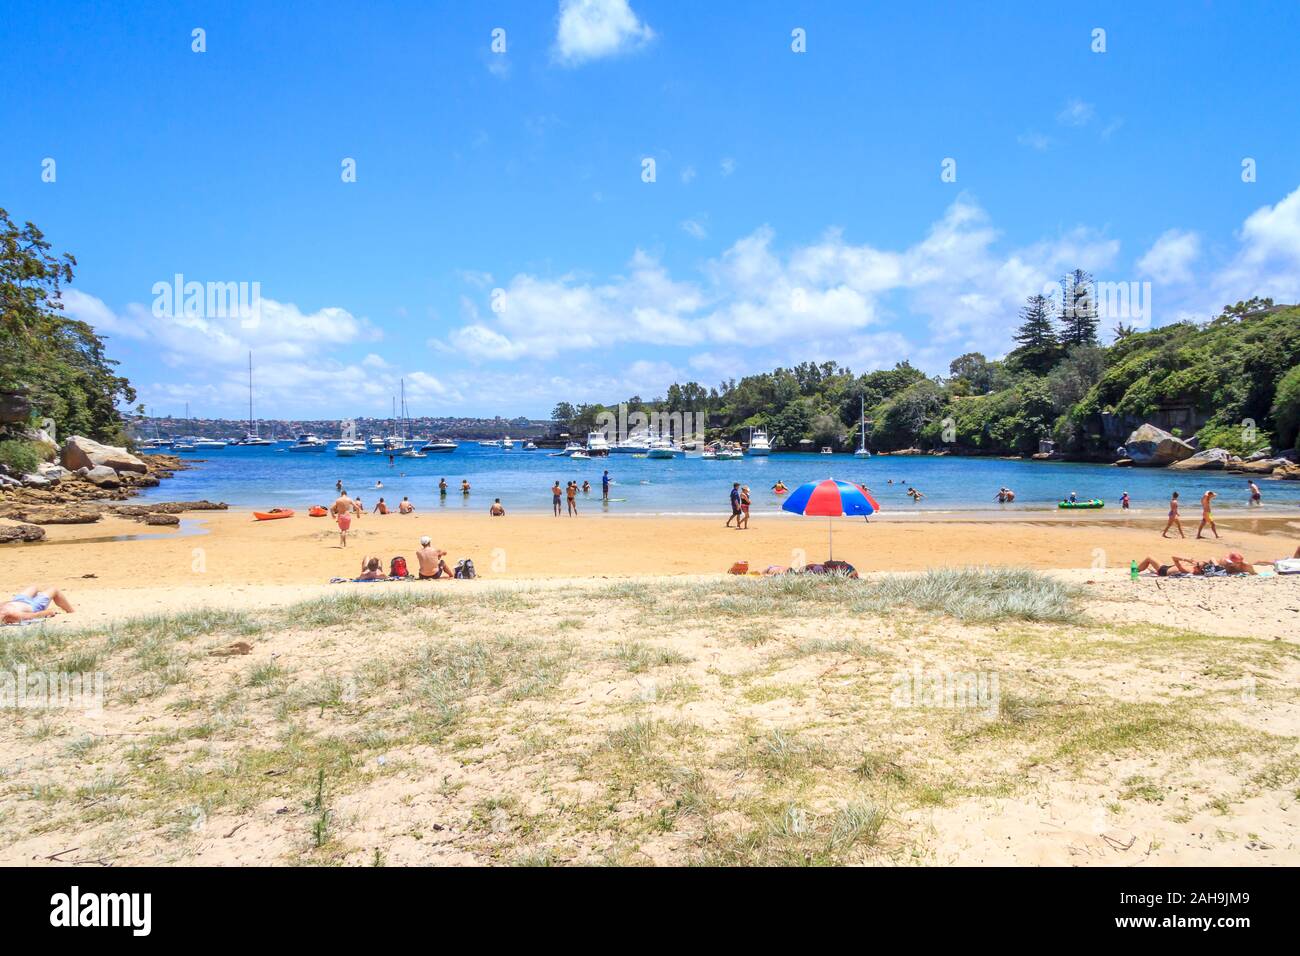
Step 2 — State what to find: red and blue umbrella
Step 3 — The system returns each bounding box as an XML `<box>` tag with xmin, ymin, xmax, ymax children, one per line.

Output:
<box><xmin>781</xmin><ymin>478</ymin><xmax>880</xmax><ymax>559</ymax></box>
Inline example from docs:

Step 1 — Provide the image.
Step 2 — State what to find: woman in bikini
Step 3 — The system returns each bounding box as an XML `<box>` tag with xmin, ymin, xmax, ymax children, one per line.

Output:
<box><xmin>1162</xmin><ymin>491</ymin><xmax>1184</xmax><ymax>538</ymax></box>
<box><xmin>739</xmin><ymin>486</ymin><xmax>751</xmax><ymax>529</ymax></box>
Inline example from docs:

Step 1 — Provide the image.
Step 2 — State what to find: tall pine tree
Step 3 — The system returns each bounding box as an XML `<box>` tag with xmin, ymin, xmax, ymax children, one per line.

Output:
<box><xmin>1059</xmin><ymin>269</ymin><xmax>1099</xmax><ymax>346</ymax></box>
<box><xmin>1008</xmin><ymin>293</ymin><xmax>1061</xmax><ymax>375</ymax></box>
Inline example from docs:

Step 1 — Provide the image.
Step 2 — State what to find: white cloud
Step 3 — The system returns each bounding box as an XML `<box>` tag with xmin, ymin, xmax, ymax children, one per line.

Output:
<box><xmin>1210</xmin><ymin>185</ymin><xmax>1300</xmax><ymax>305</ymax></box>
<box><xmin>553</xmin><ymin>0</ymin><xmax>654</xmax><ymax>65</ymax></box>
<box><xmin>720</xmin><ymin>157</ymin><xmax>736</xmax><ymax>177</ymax></box>
<box><xmin>680</xmin><ymin>165</ymin><xmax>696</xmax><ymax>184</ymax></box>
<box><xmin>681</xmin><ymin>218</ymin><xmax>707</xmax><ymax>239</ymax></box>
<box><xmin>1138</xmin><ymin>229</ymin><xmax>1200</xmax><ymax>285</ymax></box>
<box><xmin>1057</xmin><ymin>98</ymin><xmax>1095</xmax><ymax>127</ymax></box>
<box><xmin>1017</xmin><ymin>130</ymin><xmax>1051</xmax><ymax>151</ymax></box>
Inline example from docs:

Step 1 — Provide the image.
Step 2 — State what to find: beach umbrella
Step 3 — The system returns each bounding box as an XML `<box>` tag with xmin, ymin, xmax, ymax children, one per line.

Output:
<box><xmin>781</xmin><ymin>478</ymin><xmax>879</xmax><ymax>560</ymax></box>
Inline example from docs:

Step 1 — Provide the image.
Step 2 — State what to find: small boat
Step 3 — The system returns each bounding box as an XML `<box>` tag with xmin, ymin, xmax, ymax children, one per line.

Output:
<box><xmin>288</xmin><ymin>433</ymin><xmax>328</xmax><ymax>452</ymax></box>
<box><xmin>746</xmin><ymin>428</ymin><xmax>772</xmax><ymax>456</ymax></box>
<box><xmin>173</xmin><ymin>441</ymin><xmax>196</xmax><ymax>451</ymax></box>
<box><xmin>1059</xmin><ymin>499</ymin><xmax>1104</xmax><ymax>510</ymax></box>
<box><xmin>253</xmin><ymin>508</ymin><xmax>295</xmax><ymax>521</ymax></box>
<box><xmin>701</xmin><ymin>447</ymin><xmax>718</xmax><ymax>461</ymax></box>
<box><xmin>523</xmin><ymin>441</ymin><xmax>538</xmax><ymax>450</ymax></box>
<box><xmin>308</xmin><ymin>506</ymin><xmax>328</xmax><ymax>517</ymax></box>
<box><xmin>335</xmin><ymin>439</ymin><xmax>367</xmax><ymax>456</ymax></box>
<box><xmin>398</xmin><ymin>448</ymin><xmax>427</xmax><ymax>459</ymax></box>
<box><xmin>420</xmin><ymin>438</ymin><xmax>459</xmax><ymax>453</ymax></box>
<box><xmin>571</xmin><ymin>451</ymin><xmax>591</xmax><ymax>460</ymax></box>
<box><xmin>646</xmin><ymin>437</ymin><xmax>681</xmax><ymax>459</ymax></box>
<box><xmin>557</xmin><ymin>441</ymin><xmax>586</xmax><ymax>457</ymax></box>
<box><xmin>820</xmin><ymin>446</ymin><xmax>833</xmax><ymax>455</ymax></box>
<box><xmin>585</xmin><ymin>431</ymin><xmax>611</xmax><ymax>457</ymax></box>
<box><xmin>193</xmin><ymin>438</ymin><xmax>227</xmax><ymax>450</ymax></box>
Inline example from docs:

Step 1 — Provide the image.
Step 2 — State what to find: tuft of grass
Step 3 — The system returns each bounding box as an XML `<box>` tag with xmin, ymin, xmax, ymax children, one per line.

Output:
<box><xmin>608</xmin><ymin>642</ymin><xmax>691</xmax><ymax>674</ymax></box>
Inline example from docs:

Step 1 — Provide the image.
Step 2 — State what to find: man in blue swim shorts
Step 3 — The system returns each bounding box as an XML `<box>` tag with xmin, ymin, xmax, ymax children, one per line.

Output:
<box><xmin>2</xmin><ymin>585</ymin><xmax>75</xmax><ymax>623</ymax></box>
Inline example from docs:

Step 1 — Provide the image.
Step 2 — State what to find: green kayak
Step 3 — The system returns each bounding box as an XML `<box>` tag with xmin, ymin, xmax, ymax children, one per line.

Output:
<box><xmin>1058</xmin><ymin>499</ymin><xmax>1104</xmax><ymax>509</ymax></box>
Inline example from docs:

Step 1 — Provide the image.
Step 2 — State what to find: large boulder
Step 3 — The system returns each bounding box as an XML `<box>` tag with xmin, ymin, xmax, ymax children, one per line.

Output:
<box><xmin>84</xmin><ymin>465</ymin><xmax>121</xmax><ymax>488</ymax></box>
<box><xmin>60</xmin><ymin>436</ymin><xmax>147</xmax><ymax>475</ymax></box>
<box><xmin>1228</xmin><ymin>458</ymin><xmax>1284</xmax><ymax>475</ymax></box>
<box><xmin>1274</xmin><ymin>462</ymin><xmax>1300</xmax><ymax>480</ymax></box>
<box><xmin>1122</xmin><ymin>423</ymin><xmax>1195</xmax><ymax>467</ymax></box>
<box><xmin>0</xmin><ymin>521</ymin><xmax>45</xmax><ymax>544</ymax></box>
<box><xmin>1169</xmin><ymin>447</ymin><xmax>1234</xmax><ymax>471</ymax></box>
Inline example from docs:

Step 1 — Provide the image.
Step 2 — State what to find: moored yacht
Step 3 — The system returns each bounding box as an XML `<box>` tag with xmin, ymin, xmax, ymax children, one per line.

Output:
<box><xmin>288</xmin><ymin>433</ymin><xmax>328</xmax><ymax>452</ymax></box>
<box><xmin>746</xmin><ymin>428</ymin><xmax>772</xmax><ymax>456</ymax></box>
<box><xmin>585</xmin><ymin>431</ymin><xmax>610</xmax><ymax>456</ymax></box>
<box><xmin>420</xmin><ymin>438</ymin><xmax>459</xmax><ymax>453</ymax></box>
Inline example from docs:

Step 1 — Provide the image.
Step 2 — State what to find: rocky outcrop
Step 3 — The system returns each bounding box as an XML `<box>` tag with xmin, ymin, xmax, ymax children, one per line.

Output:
<box><xmin>0</xmin><ymin>521</ymin><xmax>44</xmax><ymax>544</ymax></box>
<box><xmin>1227</xmin><ymin>458</ymin><xmax>1286</xmax><ymax>475</ymax></box>
<box><xmin>142</xmin><ymin>513</ymin><xmax>181</xmax><ymax>526</ymax></box>
<box><xmin>6</xmin><ymin>506</ymin><xmax>101</xmax><ymax>525</ymax></box>
<box><xmin>1169</xmin><ymin>448</ymin><xmax>1235</xmax><ymax>471</ymax></box>
<box><xmin>60</xmin><ymin>436</ymin><xmax>148</xmax><ymax>475</ymax></box>
<box><xmin>84</xmin><ymin>465</ymin><xmax>122</xmax><ymax>488</ymax></box>
<box><xmin>1274</xmin><ymin>462</ymin><xmax>1300</xmax><ymax>480</ymax></box>
<box><xmin>1121</xmin><ymin>424</ymin><xmax>1195</xmax><ymax>467</ymax></box>
<box><xmin>0</xmin><ymin>389</ymin><xmax>32</xmax><ymax>425</ymax></box>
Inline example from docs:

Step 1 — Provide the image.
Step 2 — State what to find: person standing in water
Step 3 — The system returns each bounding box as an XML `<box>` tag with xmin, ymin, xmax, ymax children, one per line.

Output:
<box><xmin>1162</xmin><ymin>491</ymin><xmax>1185</xmax><ymax>538</ymax></box>
<box><xmin>1248</xmin><ymin>480</ymin><xmax>1262</xmax><ymax>507</ymax></box>
<box><xmin>439</xmin><ymin>478</ymin><xmax>448</xmax><ymax>498</ymax></box>
<box><xmin>1120</xmin><ymin>491</ymin><xmax>1130</xmax><ymax>510</ymax></box>
<box><xmin>566</xmin><ymin>480</ymin><xmax>579</xmax><ymax>516</ymax></box>
<box><xmin>1197</xmin><ymin>490</ymin><xmax>1219</xmax><ymax>539</ymax></box>
<box><xmin>602</xmin><ymin>469</ymin><xmax>610</xmax><ymax>501</ymax></box>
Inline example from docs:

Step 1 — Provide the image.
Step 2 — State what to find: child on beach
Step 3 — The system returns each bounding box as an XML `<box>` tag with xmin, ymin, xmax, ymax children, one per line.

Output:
<box><xmin>1162</xmin><ymin>491</ymin><xmax>1184</xmax><ymax>538</ymax></box>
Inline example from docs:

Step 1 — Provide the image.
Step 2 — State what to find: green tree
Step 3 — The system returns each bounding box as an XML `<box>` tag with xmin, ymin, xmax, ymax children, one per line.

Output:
<box><xmin>1272</xmin><ymin>365</ymin><xmax>1300</xmax><ymax>453</ymax></box>
<box><xmin>1059</xmin><ymin>269</ymin><xmax>1100</xmax><ymax>346</ymax></box>
<box><xmin>0</xmin><ymin>208</ymin><xmax>135</xmax><ymax>444</ymax></box>
<box><xmin>1007</xmin><ymin>294</ymin><xmax>1061</xmax><ymax>375</ymax></box>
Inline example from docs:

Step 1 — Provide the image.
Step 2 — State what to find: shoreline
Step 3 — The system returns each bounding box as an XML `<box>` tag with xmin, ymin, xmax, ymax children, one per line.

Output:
<box><xmin>5</xmin><ymin>510</ymin><xmax>1297</xmax><ymax>597</ymax></box>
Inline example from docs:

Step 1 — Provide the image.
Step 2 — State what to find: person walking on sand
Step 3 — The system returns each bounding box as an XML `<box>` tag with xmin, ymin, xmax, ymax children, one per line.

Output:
<box><xmin>602</xmin><ymin>469</ymin><xmax>610</xmax><ymax>501</ymax></box>
<box><xmin>1</xmin><ymin>585</ymin><xmax>75</xmax><ymax>623</ymax></box>
<box><xmin>552</xmin><ymin>481</ymin><xmax>562</xmax><ymax>516</ymax></box>
<box><xmin>726</xmin><ymin>482</ymin><xmax>742</xmax><ymax>528</ymax></box>
<box><xmin>566</xmin><ymin>480</ymin><xmax>578</xmax><ymax>516</ymax></box>
<box><xmin>739</xmin><ymin>485</ymin><xmax>751</xmax><ymax>529</ymax></box>
<box><xmin>1197</xmin><ymin>490</ymin><xmax>1219</xmax><ymax>539</ymax></box>
<box><xmin>1248</xmin><ymin>479</ymin><xmax>1262</xmax><ymax>507</ymax></box>
<box><xmin>1162</xmin><ymin>491</ymin><xmax>1185</xmax><ymax>538</ymax></box>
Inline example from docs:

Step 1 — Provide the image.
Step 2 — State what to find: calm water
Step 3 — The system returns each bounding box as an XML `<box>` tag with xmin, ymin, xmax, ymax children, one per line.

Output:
<box><xmin>136</xmin><ymin>444</ymin><xmax>1300</xmax><ymax>516</ymax></box>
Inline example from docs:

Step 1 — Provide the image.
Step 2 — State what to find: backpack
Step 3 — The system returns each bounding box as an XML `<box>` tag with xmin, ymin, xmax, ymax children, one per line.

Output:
<box><xmin>389</xmin><ymin>556</ymin><xmax>409</xmax><ymax>578</ymax></box>
<box><xmin>823</xmin><ymin>560</ymin><xmax>859</xmax><ymax>578</ymax></box>
<box><xmin>455</xmin><ymin>558</ymin><xmax>476</xmax><ymax>579</ymax></box>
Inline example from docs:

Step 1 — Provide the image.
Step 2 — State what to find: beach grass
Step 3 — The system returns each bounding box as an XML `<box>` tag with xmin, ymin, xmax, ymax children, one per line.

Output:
<box><xmin>2</xmin><ymin>569</ymin><xmax>1295</xmax><ymax>866</ymax></box>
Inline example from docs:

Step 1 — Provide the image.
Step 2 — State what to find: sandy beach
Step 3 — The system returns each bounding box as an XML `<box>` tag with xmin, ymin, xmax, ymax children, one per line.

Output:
<box><xmin>1</xmin><ymin>508</ymin><xmax>1298</xmax><ymax>866</ymax></box>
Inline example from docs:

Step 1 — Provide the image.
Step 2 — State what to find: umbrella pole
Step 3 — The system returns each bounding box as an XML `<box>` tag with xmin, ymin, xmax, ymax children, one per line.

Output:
<box><xmin>828</xmin><ymin>516</ymin><xmax>833</xmax><ymax>561</ymax></box>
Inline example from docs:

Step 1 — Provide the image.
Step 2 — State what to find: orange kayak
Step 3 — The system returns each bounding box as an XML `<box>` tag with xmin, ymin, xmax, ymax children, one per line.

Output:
<box><xmin>253</xmin><ymin>508</ymin><xmax>295</xmax><ymax>521</ymax></box>
<box><xmin>308</xmin><ymin>506</ymin><xmax>328</xmax><ymax>517</ymax></box>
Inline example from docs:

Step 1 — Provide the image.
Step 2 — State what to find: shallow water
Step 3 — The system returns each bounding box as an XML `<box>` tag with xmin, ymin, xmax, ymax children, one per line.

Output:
<box><xmin>135</xmin><ymin>445</ymin><xmax>1300</xmax><ymax>516</ymax></box>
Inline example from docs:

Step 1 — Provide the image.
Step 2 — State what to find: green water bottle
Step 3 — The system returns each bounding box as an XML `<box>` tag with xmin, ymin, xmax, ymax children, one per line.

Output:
<box><xmin>1130</xmin><ymin>559</ymin><xmax>1138</xmax><ymax>582</ymax></box>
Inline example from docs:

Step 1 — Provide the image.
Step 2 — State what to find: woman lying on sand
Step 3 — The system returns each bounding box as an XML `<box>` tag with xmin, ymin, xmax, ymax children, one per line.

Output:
<box><xmin>1</xmin><ymin>585</ymin><xmax>75</xmax><ymax>623</ymax></box>
<box><xmin>1135</xmin><ymin>551</ymin><xmax>1257</xmax><ymax>577</ymax></box>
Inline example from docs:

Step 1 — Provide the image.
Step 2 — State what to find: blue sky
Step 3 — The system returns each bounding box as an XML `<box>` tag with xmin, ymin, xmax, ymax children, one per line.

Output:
<box><xmin>3</xmin><ymin>0</ymin><xmax>1299</xmax><ymax>419</ymax></box>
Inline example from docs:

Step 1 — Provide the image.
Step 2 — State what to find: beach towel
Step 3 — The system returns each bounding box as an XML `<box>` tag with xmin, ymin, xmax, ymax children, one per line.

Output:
<box><xmin>1275</xmin><ymin>558</ymin><xmax>1300</xmax><ymax>575</ymax></box>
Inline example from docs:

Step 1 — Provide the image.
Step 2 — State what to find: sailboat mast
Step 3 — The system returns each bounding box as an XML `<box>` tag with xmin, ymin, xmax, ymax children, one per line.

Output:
<box><xmin>248</xmin><ymin>351</ymin><xmax>254</xmax><ymax>436</ymax></box>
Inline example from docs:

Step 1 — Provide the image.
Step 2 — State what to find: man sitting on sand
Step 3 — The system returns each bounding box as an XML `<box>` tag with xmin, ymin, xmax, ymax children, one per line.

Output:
<box><xmin>356</xmin><ymin>557</ymin><xmax>387</xmax><ymax>581</ymax></box>
<box><xmin>415</xmin><ymin>537</ymin><xmax>452</xmax><ymax>579</ymax></box>
<box><xmin>373</xmin><ymin>497</ymin><xmax>390</xmax><ymax>515</ymax></box>
<box><xmin>489</xmin><ymin>498</ymin><xmax>505</xmax><ymax>516</ymax></box>
<box><xmin>2</xmin><ymin>585</ymin><xmax>75</xmax><ymax>623</ymax></box>
<box><xmin>399</xmin><ymin>497</ymin><xmax>414</xmax><ymax>514</ymax></box>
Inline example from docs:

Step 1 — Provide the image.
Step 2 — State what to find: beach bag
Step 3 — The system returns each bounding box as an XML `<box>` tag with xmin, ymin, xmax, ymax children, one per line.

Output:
<box><xmin>1275</xmin><ymin>558</ymin><xmax>1300</xmax><ymax>575</ymax></box>
<box><xmin>823</xmin><ymin>560</ymin><xmax>859</xmax><ymax>578</ymax></box>
<box><xmin>728</xmin><ymin>561</ymin><xmax>749</xmax><ymax>575</ymax></box>
<box><xmin>455</xmin><ymin>558</ymin><xmax>476</xmax><ymax>579</ymax></box>
<box><xmin>389</xmin><ymin>556</ymin><xmax>409</xmax><ymax>578</ymax></box>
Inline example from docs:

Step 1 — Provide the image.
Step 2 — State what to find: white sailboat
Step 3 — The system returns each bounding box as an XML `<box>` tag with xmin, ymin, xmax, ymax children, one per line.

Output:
<box><xmin>236</xmin><ymin>353</ymin><xmax>275</xmax><ymax>445</ymax></box>
<box><xmin>854</xmin><ymin>396</ymin><xmax>872</xmax><ymax>458</ymax></box>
